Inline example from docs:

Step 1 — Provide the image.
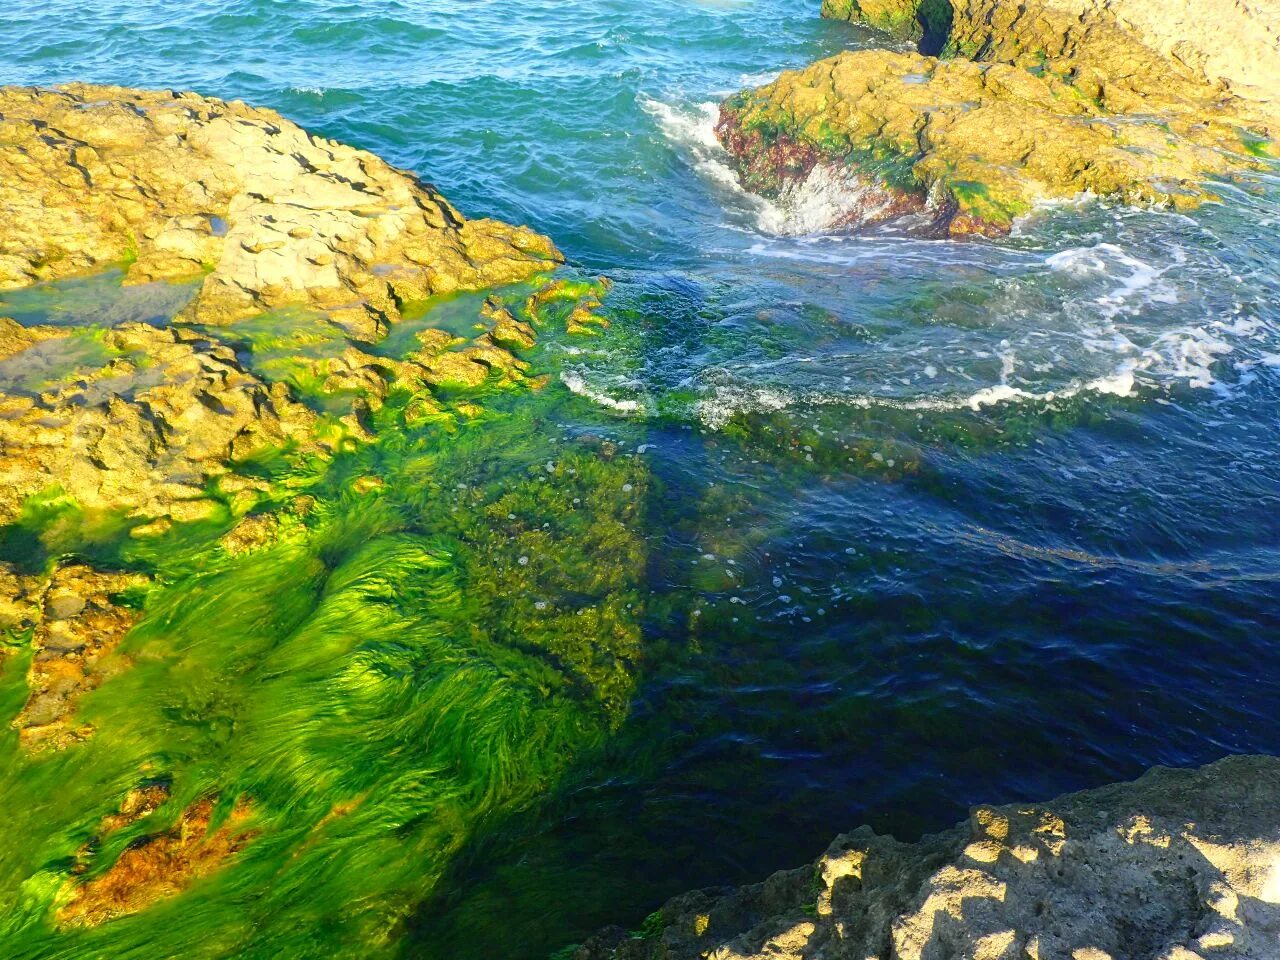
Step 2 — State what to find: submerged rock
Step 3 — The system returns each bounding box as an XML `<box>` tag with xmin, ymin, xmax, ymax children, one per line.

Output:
<box><xmin>3</xmin><ymin>562</ymin><xmax>150</xmax><ymax>751</ymax></box>
<box><xmin>0</xmin><ymin>84</ymin><xmax>562</xmax><ymax>331</ymax></box>
<box><xmin>58</xmin><ymin>792</ymin><xmax>256</xmax><ymax>928</ymax></box>
<box><xmin>575</xmin><ymin>755</ymin><xmax>1280</xmax><ymax>960</ymax></box>
<box><xmin>717</xmin><ymin>0</ymin><xmax>1280</xmax><ymax>235</ymax></box>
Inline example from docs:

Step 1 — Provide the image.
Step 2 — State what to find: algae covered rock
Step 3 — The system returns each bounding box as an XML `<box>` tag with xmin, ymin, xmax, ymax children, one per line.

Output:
<box><xmin>575</xmin><ymin>755</ymin><xmax>1280</xmax><ymax>960</ymax></box>
<box><xmin>0</xmin><ymin>84</ymin><xmax>562</xmax><ymax>331</ymax></box>
<box><xmin>58</xmin><ymin>792</ymin><xmax>256</xmax><ymax>928</ymax></box>
<box><xmin>0</xmin><ymin>86</ymin><xmax>599</xmax><ymax>530</ymax></box>
<box><xmin>719</xmin><ymin>0</ymin><xmax>1280</xmax><ymax>235</ymax></box>
<box><xmin>5</xmin><ymin>562</ymin><xmax>150</xmax><ymax>752</ymax></box>
<box><xmin>0</xmin><ymin>322</ymin><xmax>318</xmax><ymax>526</ymax></box>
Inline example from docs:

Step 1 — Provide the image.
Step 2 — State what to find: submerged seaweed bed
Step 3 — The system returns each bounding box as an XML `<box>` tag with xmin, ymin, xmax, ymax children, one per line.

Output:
<box><xmin>3</xmin><ymin>2</ymin><xmax>1280</xmax><ymax>959</ymax></box>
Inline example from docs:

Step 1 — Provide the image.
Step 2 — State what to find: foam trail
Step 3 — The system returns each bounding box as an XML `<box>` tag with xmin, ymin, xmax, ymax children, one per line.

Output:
<box><xmin>561</xmin><ymin>370</ymin><xmax>646</xmax><ymax>414</ymax></box>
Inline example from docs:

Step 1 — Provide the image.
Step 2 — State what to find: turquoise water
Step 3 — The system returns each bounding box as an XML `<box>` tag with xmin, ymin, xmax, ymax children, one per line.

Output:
<box><xmin>6</xmin><ymin>2</ymin><xmax>1280</xmax><ymax>957</ymax></box>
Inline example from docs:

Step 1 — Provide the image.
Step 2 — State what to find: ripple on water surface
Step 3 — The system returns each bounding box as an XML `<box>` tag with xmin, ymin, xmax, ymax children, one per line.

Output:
<box><xmin>3</xmin><ymin>3</ymin><xmax>1280</xmax><ymax>959</ymax></box>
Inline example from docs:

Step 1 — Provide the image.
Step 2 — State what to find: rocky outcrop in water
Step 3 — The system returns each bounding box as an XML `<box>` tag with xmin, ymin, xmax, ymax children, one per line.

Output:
<box><xmin>0</xmin><ymin>84</ymin><xmax>562</xmax><ymax>336</ymax></box>
<box><xmin>576</xmin><ymin>755</ymin><xmax>1280</xmax><ymax>960</ymax></box>
<box><xmin>0</xmin><ymin>563</ymin><xmax>150</xmax><ymax>751</ymax></box>
<box><xmin>717</xmin><ymin>0</ymin><xmax>1280</xmax><ymax>235</ymax></box>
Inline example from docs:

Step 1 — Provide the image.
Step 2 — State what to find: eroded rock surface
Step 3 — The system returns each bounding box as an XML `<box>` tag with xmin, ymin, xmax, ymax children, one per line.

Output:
<box><xmin>577</xmin><ymin>756</ymin><xmax>1280</xmax><ymax>960</ymax></box>
<box><xmin>0</xmin><ymin>321</ymin><xmax>316</xmax><ymax>525</ymax></box>
<box><xmin>717</xmin><ymin>0</ymin><xmax>1280</xmax><ymax>235</ymax></box>
<box><xmin>0</xmin><ymin>84</ymin><xmax>562</xmax><ymax>332</ymax></box>
<box><xmin>58</xmin><ymin>792</ymin><xmax>256</xmax><ymax>928</ymax></box>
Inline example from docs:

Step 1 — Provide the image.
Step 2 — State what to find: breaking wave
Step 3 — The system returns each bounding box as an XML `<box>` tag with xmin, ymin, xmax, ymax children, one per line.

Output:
<box><xmin>641</xmin><ymin>95</ymin><xmax>894</xmax><ymax>236</ymax></box>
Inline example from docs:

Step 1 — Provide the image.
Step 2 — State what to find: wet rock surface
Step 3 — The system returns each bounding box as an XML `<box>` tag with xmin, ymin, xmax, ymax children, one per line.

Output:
<box><xmin>1</xmin><ymin>562</ymin><xmax>149</xmax><ymax>751</ymax></box>
<box><xmin>58</xmin><ymin>792</ymin><xmax>256</xmax><ymax>928</ymax></box>
<box><xmin>576</xmin><ymin>755</ymin><xmax>1280</xmax><ymax>960</ymax></box>
<box><xmin>718</xmin><ymin>0</ymin><xmax>1280</xmax><ymax>235</ymax></box>
<box><xmin>0</xmin><ymin>84</ymin><xmax>562</xmax><ymax>330</ymax></box>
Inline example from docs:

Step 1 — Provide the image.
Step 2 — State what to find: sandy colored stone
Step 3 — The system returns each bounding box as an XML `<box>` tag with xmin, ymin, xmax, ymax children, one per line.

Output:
<box><xmin>58</xmin><ymin>794</ymin><xmax>255</xmax><ymax>928</ymax></box>
<box><xmin>577</xmin><ymin>755</ymin><xmax>1280</xmax><ymax>960</ymax></box>
<box><xmin>720</xmin><ymin>0</ymin><xmax>1279</xmax><ymax>235</ymax></box>
<box><xmin>0</xmin><ymin>84</ymin><xmax>562</xmax><ymax>332</ymax></box>
<box><xmin>0</xmin><ymin>562</ymin><xmax>44</xmax><ymax>636</ymax></box>
<box><xmin>482</xmin><ymin>296</ymin><xmax>538</xmax><ymax>350</ymax></box>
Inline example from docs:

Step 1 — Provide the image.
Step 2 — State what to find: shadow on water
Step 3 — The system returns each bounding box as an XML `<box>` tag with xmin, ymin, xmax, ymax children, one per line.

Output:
<box><xmin>396</xmin><ymin>372</ymin><xmax>1280</xmax><ymax>959</ymax></box>
<box><xmin>916</xmin><ymin>0</ymin><xmax>954</xmax><ymax>56</ymax></box>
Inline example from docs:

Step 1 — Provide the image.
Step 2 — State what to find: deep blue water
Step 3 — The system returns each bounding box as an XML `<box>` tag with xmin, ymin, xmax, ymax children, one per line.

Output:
<box><xmin>5</xmin><ymin>1</ymin><xmax>1280</xmax><ymax>956</ymax></box>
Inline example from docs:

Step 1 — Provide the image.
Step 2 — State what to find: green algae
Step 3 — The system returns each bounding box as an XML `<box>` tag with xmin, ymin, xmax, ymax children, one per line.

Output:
<box><xmin>1239</xmin><ymin>133</ymin><xmax>1276</xmax><ymax>159</ymax></box>
<box><xmin>724</xmin><ymin>93</ymin><xmax>922</xmax><ymax>200</ymax></box>
<box><xmin>0</xmin><ymin>490</ymin><xmax>139</xmax><ymax>575</ymax></box>
<box><xmin>0</xmin><ymin>255</ymin><xmax>1202</xmax><ymax>960</ymax></box>
<box><xmin>948</xmin><ymin>180</ymin><xmax>1032</xmax><ymax>228</ymax></box>
<box><xmin>0</xmin><ymin>272</ymin><xmax>661</xmax><ymax>959</ymax></box>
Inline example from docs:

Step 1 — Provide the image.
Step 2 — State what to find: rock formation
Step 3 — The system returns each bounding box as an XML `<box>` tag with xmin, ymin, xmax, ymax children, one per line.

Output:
<box><xmin>717</xmin><ymin>0</ymin><xmax>1280</xmax><ymax>235</ymax></box>
<box><xmin>58</xmin><ymin>791</ymin><xmax>256</xmax><ymax>928</ymax></box>
<box><xmin>575</xmin><ymin>755</ymin><xmax>1280</xmax><ymax>960</ymax></box>
<box><xmin>0</xmin><ymin>84</ymin><xmax>562</xmax><ymax>336</ymax></box>
<box><xmin>0</xmin><ymin>86</ymin><xmax>611</xmax><ymax>532</ymax></box>
<box><xmin>0</xmin><ymin>320</ymin><xmax>317</xmax><ymax>526</ymax></box>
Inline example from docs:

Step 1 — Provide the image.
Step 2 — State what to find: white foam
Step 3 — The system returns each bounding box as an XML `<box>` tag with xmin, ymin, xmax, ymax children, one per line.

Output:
<box><xmin>560</xmin><ymin>370</ymin><xmax>645</xmax><ymax>414</ymax></box>
<box><xmin>1047</xmin><ymin>242</ymin><xmax>1182</xmax><ymax>318</ymax></box>
<box><xmin>767</xmin><ymin>164</ymin><xmax>903</xmax><ymax>235</ymax></box>
<box><xmin>641</xmin><ymin>95</ymin><xmax>897</xmax><ymax>237</ymax></box>
<box><xmin>696</xmin><ymin>383</ymin><xmax>791</xmax><ymax>428</ymax></box>
<box><xmin>736</xmin><ymin>70</ymin><xmax>784</xmax><ymax>89</ymax></box>
<box><xmin>683</xmin><ymin>250</ymin><xmax>1278</xmax><ymax>426</ymax></box>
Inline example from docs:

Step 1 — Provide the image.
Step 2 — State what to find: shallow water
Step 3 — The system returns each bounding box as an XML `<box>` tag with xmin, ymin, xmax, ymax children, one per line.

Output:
<box><xmin>5</xmin><ymin>2</ymin><xmax>1280</xmax><ymax>958</ymax></box>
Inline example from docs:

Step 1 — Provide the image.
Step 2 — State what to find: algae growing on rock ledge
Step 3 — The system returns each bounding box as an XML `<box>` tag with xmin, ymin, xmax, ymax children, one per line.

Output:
<box><xmin>0</xmin><ymin>274</ymin><xmax>656</xmax><ymax>957</ymax></box>
<box><xmin>0</xmin><ymin>82</ymin><xmax>657</xmax><ymax>958</ymax></box>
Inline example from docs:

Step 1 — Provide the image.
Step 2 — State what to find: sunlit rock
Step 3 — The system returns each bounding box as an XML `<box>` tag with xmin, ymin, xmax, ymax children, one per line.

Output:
<box><xmin>718</xmin><ymin>0</ymin><xmax>1280</xmax><ymax>235</ymax></box>
<box><xmin>575</xmin><ymin>756</ymin><xmax>1280</xmax><ymax>959</ymax></box>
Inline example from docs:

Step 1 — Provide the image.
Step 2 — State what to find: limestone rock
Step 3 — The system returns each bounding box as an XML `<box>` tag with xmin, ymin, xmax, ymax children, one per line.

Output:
<box><xmin>719</xmin><ymin>0</ymin><xmax>1280</xmax><ymax>235</ymax></box>
<box><xmin>0</xmin><ymin>84</ymin><xmax>562</xmax><ymax>331</ymax></box>
<box><xmin>575</xmin><ymin>755</ymin><xmax>1280</xmax><ymax>960</ymax></box>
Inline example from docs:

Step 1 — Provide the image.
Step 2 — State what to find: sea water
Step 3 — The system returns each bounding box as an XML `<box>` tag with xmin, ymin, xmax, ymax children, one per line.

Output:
<box><xmin>4</xmin><ymin>2</ymin><xmax>1280</xmax><ymax>958</ymax></box>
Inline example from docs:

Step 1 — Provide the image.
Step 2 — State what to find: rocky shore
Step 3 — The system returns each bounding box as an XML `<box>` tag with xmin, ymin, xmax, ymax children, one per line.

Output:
<box><xmin>574</xmin><ymin>755</ymin><xmax>1280</xmax><ymax>960</ymax></box>
<box><xmin>0</xmin><ymin>85</ymin><xmax>610</xmax><ymax>531</ymax></box>
<box><xmin>0</xmin><ymin>84</ymin><xmax>609</xmax><ymax>753</ymax></box>
<box><xmin>716</xmin><ymin>0</ymin><xmax>1280</xmax><ymax>235</ymax></box>
<box><xmin>0</xmin><ymin>85</ymin><xmax>561</xmax><ymax>333</ymax></box>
